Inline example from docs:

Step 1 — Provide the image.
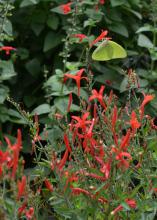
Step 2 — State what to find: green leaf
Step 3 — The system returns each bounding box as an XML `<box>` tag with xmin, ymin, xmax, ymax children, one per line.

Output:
<box><xmin>31</xmin><ymin>23</ymin><xmax>44</xmax><ymax>36</ymax></box>
<box><xmin>137</xmin><ymin>34</ymin><xmax>153</xmax><ymax>49</ymax></box>
<box><xmin>43</xmin><ymin>32</ymin><xmax>63</xmax><ymax>52</ymax></box>
<box><xmin>92</xmin><ymin>40</ymin><xmax>127</xmax><ymax>61</ymax></box>
<box><xmin>25</xmin><ymin>58</ymin><xmax>41</xmax><ymax>76</ymax></box>
<box><xmin>0</xmin><ymin>60</ymin><xmax>16</xmax><ymax>82</ymax></box>
<box><xmin>43</xmin><ymin>74</ymin><xmax>70</xmax><ymax>96</ymax></box>
<box><xmin>54</xmin><ymin>96</ymin><xmax>80</xmax><ymax>115</ymax></box>
<box><xmin>31</xmin><ymin>104</ymin><xmax>51</xmax><ymax>115</ymax></box>
<box><xmin>85</xmin><ymin>9</ymin><xmax>103</xmax><ymax>21</ymax></box>
<box><xmin>124</xmin><ymin>7</ymin><xmax>142</xmax><ymax>19</ymax></box>
<box><xmin>0</xmin><ymin>106</ymin><xmax>9</xmax><ymax>123</ymax></box>
<box><xmin>111</xmin><ymin>0</ymin><xmax>125</xmax><ymax>7</ymax></box>
<box><xmin>0</xmin><ymin>85</ymin><xmax>9</xmax><ymax>104</ymax></box>
<box><xmin>109</xmin><ymin>23</ymin><xmax>129</xmax><ymax>37</ymax></box>
<box><xmin>46</xmin><ymin>15</ymin><xmax>59</xmax><ymax>30</ymax></box>
<box><xmin>41</xmin><ymin>126</ymin><xmax>63</xmax><ymax>146</ymax></box>
<box><xmin>8</xmin><ymin>109</ymin><xmax>27</xmax><ymax>124</ymax></box>
<box><xmin>3</xmin><ymin>19</ymin><xmax>13</xmax><ymax>36</ymax></box>
<box><xmin>136</xmin><ymin>25</ymin><xmax>152</xmax><ymax>33</ymax></box>
<box><xmin>20</xmin><ymin>0</ymin><xmax>39</xmax><ymax>7</ymax></box>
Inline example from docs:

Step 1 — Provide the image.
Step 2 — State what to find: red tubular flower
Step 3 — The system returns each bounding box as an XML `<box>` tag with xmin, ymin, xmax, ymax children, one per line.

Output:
<box><xmin>72</xmin><ymin>112</ymin><xmax>92</xmax><ymax>133</ymax></box>
<box><xmin>9</xmin><ymin>129</ymin><xmax>22</xmax><ymax>178</ymax></box>
<box><xmin>98</xmin><ymin>196</ymin><xmax>108</xmax><ymax>203</ymax></box>
<box><xmin>125</xmin><ymin>198</ymin><xmax>136</xmax><ymax>208</ymax></box>
<box><xmin>130</xmin><ymin>111</ymin><xmax>140</xmax><ymax>135</ymax></box>
<box><xmin>0</xmin><ymin>150</ymin><xmax>9</xmax><ymax>164</ymax></box>
<box><xmin>112</xmin><ymin>105</ymin><xmax>118</xmax><ymax>132</ymax></box>
<box><xmin>17</xmin><ymin>176</ymin><xmax>27</xmax><ymax>200</ymax></box>
<box><xmin>64</xmin><ymin>133</ymin><xmax>72</xmax><ymax>152</ymax></box>
<box><xmin>60</xmin><ymin>2</ymin><xmax>72</xmax><ymax>14</ymax></box>
<box><xmin>140</xmin><ymin>93</ymin><xmax>154</xmax><ymax>120</ymax></box>
<box><xmin>100</xmin><ymin>161</ymin><xmax>111</xmax><ymax>179</ymax></box>
<box><xmin>120</xmin><ymin>129</ymin><xmax>131</xmax><ymax>150</ymax></box>
<box><xmin>71</xmin><ymin>187</ymin><xmax>91</xmax><ymax>196</ymax></box>
<box><xmin>111</xmin><ymin>199</ymin><xmax>136</xmax><ymax>215</ymax></box>
<box><xmin>72</xmin><ymin>34</ymin><xmax>87</xmax><ymax>42</ymax></box>
<box><xmin>111</xmin><ymin>204</ymin><xmax>123</xmax><ymax>215</ymax></box>
<box><xmin>18</xmin><ymin>202</ymin><xmax>27</xmax><ymax>216</ymax></box>
<box><xmin>89</xmin><ymin>85</ymin><xmax>106</xmax><ymax>110</ymax></box>
<box><xmin>58</xmin><ymin>149</ymin><xmax>69</xmax><ymax>170</ymax></box>
<box><xmin>25</xmin><ymin>207</ymin><xmax>34</xmax><ymax>220</ymax></box>
<box><xmin>44</xmin><ymin>179</ymin><xmax>53</xmax><ymax>192</ymax></box>
<box><xmin>115</xmin><ymin>151</ymin><xmax>132</xmax><ymax>169</ymax></box>
<box><xmin>64</xmin><ymin>68</ymin><xmax>87</xmax><ymax>96</ymax></box>
<box><xmin>0</xmin><ymin>46</ymin><xmax>16</xmax><ymax>55</ymax></box>
<box><xmin>90</xmin><ymin>30</ymin><xmax>111</xmax><ymax>47</ymax></box>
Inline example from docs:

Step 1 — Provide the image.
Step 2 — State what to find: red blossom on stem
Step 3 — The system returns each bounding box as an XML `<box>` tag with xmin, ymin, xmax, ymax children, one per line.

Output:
<box><xmin>72</xmin><ymin>112</ymin><xmax>92</xmax><ymax>134</ymax></box>
<box><xmin>112</xmin><ymin>105</ymin><xmax>118</xmax><ymax>132</ymax></box>
<box><xmin>140</xmin><ymin>93</ymin><xmax>154</xmax><ymax>120</ymax></box>
<box><xmin>17</xmin><ymin>175</ymin><xmax>27</xmax><ymax>200</ymax></box>
<box><xmin>111</xmin><ymin>199</ymin><xmax>136</xmax><ymax>215</ymax></box>
<box><xmin>120</xmin><ymin>129</ymin><xmax>131</xmax><ymax>150</ymax></box>
<box><xmin>0</xmin><ymin>46</ymin><xmax>16</xmax><ymax>55</ymax></box>
<box><xmin>116</xmin><ymin>151</ymin><xmax>132</xmax><ymax>169</ymax></box>
<box><xmin>64</xmin><ymin>133</ymin><xmax>72</xmax><ymax>152</ymax></box>
<box><xmin>100</xmin><ymin>161</ymin><xmax>111</xmax><ymax>179</ymax></box>
<box><xmin>25</xmin><ymin>207</ymin><xmax>34</xmax><ymax>220</ymax></box>
<box><xmin>129</xmin><ymin>111</ymin><xmax>140</xmax><ymax>135</ymax></box>
<box><xmin>71</xmin><ymin>187</ymin><xmax>91</xmax><ymax>196</ymax></box>
<box><xmin>60</xmin><ymin>2</ymin><xmax>72</xmax><ymax>14</ymax></box>
<box><xmin>58</xmin><ymin>149</ymin><xmax>69</xmax><ymax>170</ymax></box>
<box><xmin>64</xmin><ymin>68</ymin><xmax>87</xmax><ymax>96</ymax></box>
<box><xmin>72</xmin><ymin>34</ymin><xmax>87</xmax><ymax>42</ymax></box>
<box><xmin>18</xmin><ymin>203</ymin><xmax>27</xmax><ymax>216</ymax></box>
<box><xmin>5</xmin><ymin>129</ymin><xmax>22</xmax><ymax>178</ymax></box>
<box><xmin>90</xmin><ymin>30</ymin><xmax>111</xmax><ymax>47</ymax></box>
<box><xmin>89</xmin><ymin>85</ymin><xmax>107</xmax><ymax>110</ymax></box>
<box><xmin>44</xmin><ymin>179</ymin><xmax>53</xmax><ymax>192</ymax></box>
<box><xmin>112</xmin><ymin>147</ymin><xmax>132</xmax><ymax>169</ymax></box>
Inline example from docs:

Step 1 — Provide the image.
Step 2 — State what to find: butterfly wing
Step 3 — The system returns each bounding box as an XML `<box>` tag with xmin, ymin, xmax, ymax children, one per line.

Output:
<box><xmin>92</xmin><ymin>40</ymin><xmax>127</xmax><ymax>61</ymax></box>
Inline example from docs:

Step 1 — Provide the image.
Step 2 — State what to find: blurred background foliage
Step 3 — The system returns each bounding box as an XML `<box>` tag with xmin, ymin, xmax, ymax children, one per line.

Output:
<box><xmin>0</xmin><ymin>0</ymin><xmax>157</xmax><ymax>153</ymax></box>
